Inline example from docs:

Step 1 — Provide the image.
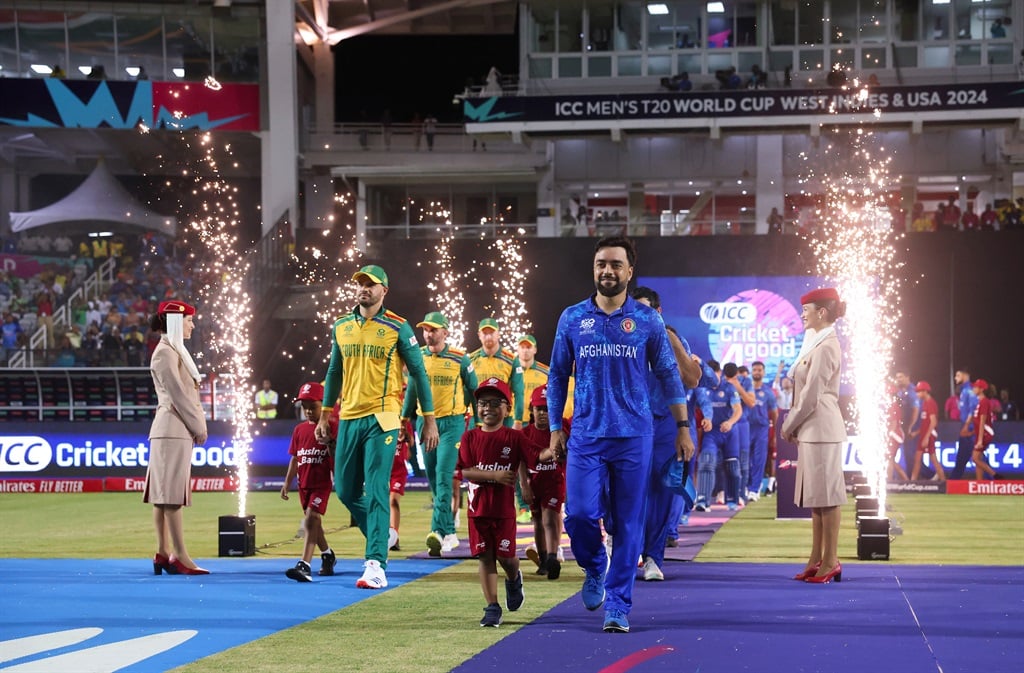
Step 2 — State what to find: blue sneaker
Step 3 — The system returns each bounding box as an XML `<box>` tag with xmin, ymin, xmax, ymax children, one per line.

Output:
<box><xmin>582</xmin><ymin>569</ymin><xmax>606</xmax><ymax>611</ymax></box>
<box><xmin>505</xmin><ymin>570</ymin><xmax>525</xmax><ymax>612</ymax></box>
<box><xmin>727</xmin><ymin>502</ymin><xmax>738</xmax><ymax>511</ymax></box>
<box><xmin>480</xmin><ymin>603</ymin><xmax>502</xmax><ymax>627</ymax></box>
<box><xmin>603</xmin><ymin>608</ymin><xmax>630</xmax><ymax>633</ymax></box>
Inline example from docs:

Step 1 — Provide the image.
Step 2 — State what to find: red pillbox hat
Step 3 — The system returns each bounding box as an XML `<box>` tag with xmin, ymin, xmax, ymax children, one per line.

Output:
<box><xmin>157</xmin><ymin>300</ymin><xmax>196</xmax><ymax>315</ymax></box>
<box><xmin>800</xmin><ymin>287</ymin><xmax>840</xmax><ymax>306</ymax></box>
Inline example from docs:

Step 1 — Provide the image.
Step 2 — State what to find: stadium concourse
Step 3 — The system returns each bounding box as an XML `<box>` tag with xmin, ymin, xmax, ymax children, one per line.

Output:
<box><xmin>1</xmin><ymin>504</ymin><xmax>1021</xmax><ymax>672</ymax></box>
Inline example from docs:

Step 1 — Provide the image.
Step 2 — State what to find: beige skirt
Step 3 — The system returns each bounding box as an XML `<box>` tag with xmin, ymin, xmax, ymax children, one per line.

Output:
<box><xmin>794</xmin><ymin>441</ymin><xmax>847</xmax><ymax>508</ymax></box>
<box><xmin>143</xmin><ymin>437</ymin><xmax>194</xmax><ymax>506</ymax></box>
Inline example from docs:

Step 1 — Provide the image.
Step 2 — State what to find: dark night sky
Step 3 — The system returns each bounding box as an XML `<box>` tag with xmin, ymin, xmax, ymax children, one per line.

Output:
<box><xmin>333</xmin><ymin>34</ymin><xmax>519</xmax><ymax>124</ymax></box>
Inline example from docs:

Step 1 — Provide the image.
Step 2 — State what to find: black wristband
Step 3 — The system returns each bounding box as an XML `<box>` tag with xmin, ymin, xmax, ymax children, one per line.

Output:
<box><xmin>676</xmin><ymin>420</ymin><xmax>690</xmax><ymax>428</ymax></box>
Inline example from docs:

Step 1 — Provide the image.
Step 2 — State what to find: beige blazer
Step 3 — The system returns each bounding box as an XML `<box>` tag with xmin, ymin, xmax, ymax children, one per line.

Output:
<box><xmin>781</xmin><ymin>332</ymin><xmax>847</xmax><ymax>443</ymax></box>
<box><xmin>149</xmin><ymin>338</ymin><xmax>207</xmax><ymax>440</ymax></box>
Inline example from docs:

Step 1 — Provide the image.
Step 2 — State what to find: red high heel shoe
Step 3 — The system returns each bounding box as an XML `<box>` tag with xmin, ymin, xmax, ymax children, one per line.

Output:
<box><xmin>805</xmin><ymin>562</ymin><xmax>842</xmax><ymax>584</ymax></box>
<box><xmin>793</xmin><ymin>561</ymin><xmax>821</xmax><ymax>581</ymax></box>
<box><xmin>167</xmin><ymin>555</ymin><xmax>210</xmax><ymax>576</ymax></box>
<box><xmin>153</xmin><ymin>553</ymin><xmax>171</xmax><ymax>575</ymax></box>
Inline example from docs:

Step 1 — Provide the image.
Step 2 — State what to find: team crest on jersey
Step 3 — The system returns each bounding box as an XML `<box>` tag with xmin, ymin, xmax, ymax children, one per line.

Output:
<box><xmin>344</xmin><ymin>324</ymin><xmax>355</xmax><ymax>333</ymax></box>
<box><xmin>620</xmin><ymin>318</ymin><xmax>636</xmax><ymax>333</ymax></box>
<box><xmin>717</xmin><ymin>390</ymin><xmax>725</xmax><ymax>398</ymax></box>
<box><xmin>377</xmin><ymin>328</ymin><xmax>386</xmax><ymax>338</ymax></box>
<box><xmin>501</xmin><ymin>446</ymin><xmax>511</xmax><ymax>457</ymax></box>
<box><xmin>443</xmin><ymin>360</ymin><xmax>451</xmax><ymax>368</ymax></box>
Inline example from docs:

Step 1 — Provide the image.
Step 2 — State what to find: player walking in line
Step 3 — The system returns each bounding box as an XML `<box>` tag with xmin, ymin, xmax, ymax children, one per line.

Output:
<box><xmin>546</xmin><ymin>236</ymin><xmax>692</xmax><ymax>634</ymax></box>
<box><xmin>316</xmin><ymin>265</ymin><xmax>439</xmax><ymax>590</ymax></box>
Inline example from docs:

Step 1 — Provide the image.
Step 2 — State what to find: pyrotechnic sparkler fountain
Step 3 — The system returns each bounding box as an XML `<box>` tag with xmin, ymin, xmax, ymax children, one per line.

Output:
<box><xmin>179</xmin><ymin>132</ymin><xmax>257</xmax><ymax>520</ymax></box>
<box><xmin>425</xmin><ymin>231</ymin><xmax>469</xmax><ymax>348</ymax></box>
<box><xmin>797</xmin><ymin>79</ymin><xmax>905</xmax><ymax>546</ymax></box>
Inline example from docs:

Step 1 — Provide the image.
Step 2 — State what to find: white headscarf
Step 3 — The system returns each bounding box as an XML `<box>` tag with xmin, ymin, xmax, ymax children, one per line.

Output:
<box><xmin>165</xmin><ymin>312</ymin><xmax>202</xmax><ymax>385</ymax></box>
<box><xmin>794</xmin><ymin>324</ymin><xmax>835</xmax><ymax>363</ymax></box>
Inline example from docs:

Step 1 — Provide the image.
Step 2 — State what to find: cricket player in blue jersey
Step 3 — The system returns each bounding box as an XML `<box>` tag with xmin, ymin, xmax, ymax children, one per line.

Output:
<box><xmin>694</xmin><ymin>361</ymin><xmax>743</xmax><ymax>511</ymax></box>
<box><xmin>731</xmin><ymin>365</ymin><xmax>755</xmax><ymax>503</ymax></box>
<box><xmin>546</xmin><ymin>237</ymin><xmax>693</xmax><ymax>634</ymax></box>
<box><xmin>632</xmin><ymin>286</ymin><xmax>709</xmax><ymax>581</ymax></box>
<box><xmin>746</xmin><ymin>361</ymin><xmax>778</xmax><ymax>500</ymax></box>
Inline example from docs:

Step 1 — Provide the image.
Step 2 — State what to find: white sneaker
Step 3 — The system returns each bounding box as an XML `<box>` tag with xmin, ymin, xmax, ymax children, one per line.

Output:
<box><xmin>556</xmin><ymin>545</ymin><xmax>565</xmax><ymax>563</ymax></box>
<box><xmin>388</xmin><ymin>527</ymin><xmax>399</xmax><ymax>550</ymax></box>
<box><xmin>441</xmin><ymin>534</ymin><xmax>460</xmax><ymax>552</ymax></box>
<box><xmin>747</xmin><ymin>490</ymin><xmax>760</xmax><ymax>502</ymax></box>
<box><xmin>356</xmin><ymin>559</ymin><xmax>388</xmax><ymax>589</ymax></box>
<box><xmin>642</xmin><ymin>557</ymin><xmax>664</xmax><ymax>581</ymax></box>
<box><xmin>715</xmin><ymin>492</ymin><xmax>725</xmax><ymax>505</ymax></box>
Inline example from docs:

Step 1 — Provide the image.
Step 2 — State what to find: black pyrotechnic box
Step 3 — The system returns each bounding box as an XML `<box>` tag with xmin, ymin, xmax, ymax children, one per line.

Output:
<box><xmin>218</xmin><ymin>515</ymin><xmax>256</xmax><ymax>557</ymax></box>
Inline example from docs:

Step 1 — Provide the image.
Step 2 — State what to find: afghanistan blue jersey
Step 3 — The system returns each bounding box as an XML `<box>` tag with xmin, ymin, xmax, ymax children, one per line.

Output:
<box><xmin>737</xmin><ymin>375</ymin><xmax>754</xmax><ymax>423</ymax></box>
<box><xmin>548</xmin><ymin>295</ymin><xmax>686</xmax><ymax>439</ymax></box>
<box><xmin>958</xmin><ymin>382</ymin><xmax>978</xmax><ymax>430</ymax></box>
<box><xmin>696</xmin><ymin>376</ymin><xmax>741</xmax><ymax>426</ymax></box>
<box><xmin>748</xmin><ymin>384</ymin><xmax>778</xmax><ymax>427</ymax></box>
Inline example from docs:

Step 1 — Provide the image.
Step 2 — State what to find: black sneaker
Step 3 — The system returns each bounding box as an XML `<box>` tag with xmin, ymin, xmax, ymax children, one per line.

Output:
<box><xmin>505</xmin><ymin>570</ymin><xmax>525</xmax><ymax>612</ymax></box>
<box><xmin>286</xmin><ymin>560</ymin><xmax>312</xmax><ymax>583</ymax></box>
<box><xmin>319</xmin><ymin>550</ymin><xmax>336</xmax><ymax>576</ymax></box>
<box><xmin>545</xmin><ymin>553</ymin><xmax>561</xmax><ymax>581</ymax></box>
<box><xmin>480</xmin><ymin>603</ymin><xmax>503</xmax><ymax>627</ymax></box>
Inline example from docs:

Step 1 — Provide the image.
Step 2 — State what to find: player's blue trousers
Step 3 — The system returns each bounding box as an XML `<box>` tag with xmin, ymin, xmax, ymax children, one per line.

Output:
<box><xmin>697</xmin><ymin>428</ymin><xmax>740</xmax><ymax>506</ymax></box>
<box><xmin>748</xmin><ymin>423</ymin><xmax>770</xmax><ymax>493</ymax></box>
<box><xmin>565</xmin><ymin>434</ymin><xmax>652</xmax><ymax>615</ymax></box>
<box><xmin>665</xmin><ymin>423</ymin><xmax>699</xmax><ymax>540</ymax></box>
<box><xmin>736</xmin><ymin>420</ymin><xmax>750</xmax><ymax>499</ymax></box>
<box><xmin>643</xmin><ymin>414</ymin><xmax>680</xmax><ymax>567</ymax></box>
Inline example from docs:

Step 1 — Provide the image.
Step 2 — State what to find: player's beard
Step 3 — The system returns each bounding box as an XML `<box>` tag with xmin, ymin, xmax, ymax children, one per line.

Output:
<box><xmin>595</xmin><ymin>276</ymin><xmax>627</xmax><ymax>297</ymax></box>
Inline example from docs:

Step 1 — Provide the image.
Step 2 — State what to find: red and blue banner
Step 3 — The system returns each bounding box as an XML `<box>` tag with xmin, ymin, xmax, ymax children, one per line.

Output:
<box><xmin>0</xmin><ymin>79</ymin><xmax>260</xmax><ymax>131</ymax></box>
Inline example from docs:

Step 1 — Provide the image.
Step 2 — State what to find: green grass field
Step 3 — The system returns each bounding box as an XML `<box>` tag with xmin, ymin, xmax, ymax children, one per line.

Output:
<box><xmin>1</xmin><ymin>489</ymin><xmax>1021</xmax><ymax>673</ymax></box>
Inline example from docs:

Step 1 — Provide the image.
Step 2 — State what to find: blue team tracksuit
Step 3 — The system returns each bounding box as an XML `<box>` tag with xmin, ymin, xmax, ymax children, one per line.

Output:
<box><xmin>547</xmin><ymin>295</ymin><xmax>686</xmax><ymax>616</ymax></box>
<box><xmin>651</xmin><ymin>352</ymin><xmax>716</xmax><ymax>553</ymax></box>
<box><xmin>696</xmin><ymin>377</ymin><xmax>741</xmax><ymax>507</ymax></box>
<box><xmin>747</xmin><ymin>384</ymin><xmax>778</xmax><ymax>494</ymax></box>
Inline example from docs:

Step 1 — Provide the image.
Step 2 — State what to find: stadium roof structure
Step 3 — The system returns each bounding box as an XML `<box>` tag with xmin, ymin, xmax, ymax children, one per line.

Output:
<box><xmin>9</xmin><ymin>159</ymin><xmax>177</xmax><ymax>237</ymax></box>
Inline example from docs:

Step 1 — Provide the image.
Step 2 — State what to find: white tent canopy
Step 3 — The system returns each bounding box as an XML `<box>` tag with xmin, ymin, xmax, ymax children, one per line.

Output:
<box><xmin>9</xmin><ymin>160</ymin><xmax>177</xmax><ymax>237</ymax></box>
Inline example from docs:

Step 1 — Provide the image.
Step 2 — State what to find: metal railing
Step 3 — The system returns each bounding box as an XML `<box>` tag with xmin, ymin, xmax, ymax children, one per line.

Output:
<box><xmin>0</xmin><ymin>368</ymin><xmax>241</xmax><ymax>422</ymax></box>
<box><xmin>6</xmin><ymin>258</ymin><xmax>116</xmax><ymax>369</ymax></box>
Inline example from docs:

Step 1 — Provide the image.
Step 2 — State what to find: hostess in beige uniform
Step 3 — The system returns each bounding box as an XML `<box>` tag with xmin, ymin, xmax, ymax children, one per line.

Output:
<box><xmin>781</xmin><ymin>287</ymin><xmax>848</xmax><ymax>584</ymax></box>
<box><xmin>143</xmin><ymin>299</ymin><xmax>209</xmax><ymax>575</ymax></box>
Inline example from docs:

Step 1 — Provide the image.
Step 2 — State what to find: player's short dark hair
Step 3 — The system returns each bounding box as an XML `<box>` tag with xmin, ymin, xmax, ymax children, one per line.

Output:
<box><xmin>738</xmin><ymin>365</ymin><xmax>749</xmax><ymax>374</ymax></box>
<box><xmin>723</xmin><ymin>362</ymin><xmax>739</xmax><ymax>378</ymax></box>
<box><xmin>595</xmin><ymin>235</ymin><xmax>637</xmax><ymax>267</ymax></box>
<box><xmin>631</xmin><ymin>286</ymin><xmax>660</xmax><ymax>309</ymax></box>
<box><xmin>752</xmin><ymin>360</ymin><xmax>765</xmax><ymax>368</ymax></box>
<box><xmin>707</xmin><ymin>359</ymin><xmax>721</xmax><ymax>372</ymax></box>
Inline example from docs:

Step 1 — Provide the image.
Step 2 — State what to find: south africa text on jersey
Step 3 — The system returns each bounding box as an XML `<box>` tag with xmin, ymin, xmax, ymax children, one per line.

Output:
<box><xmin>342</xmin><ymin>344</ymin><xmax>389</xmax><ymax>359</ymax></box>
